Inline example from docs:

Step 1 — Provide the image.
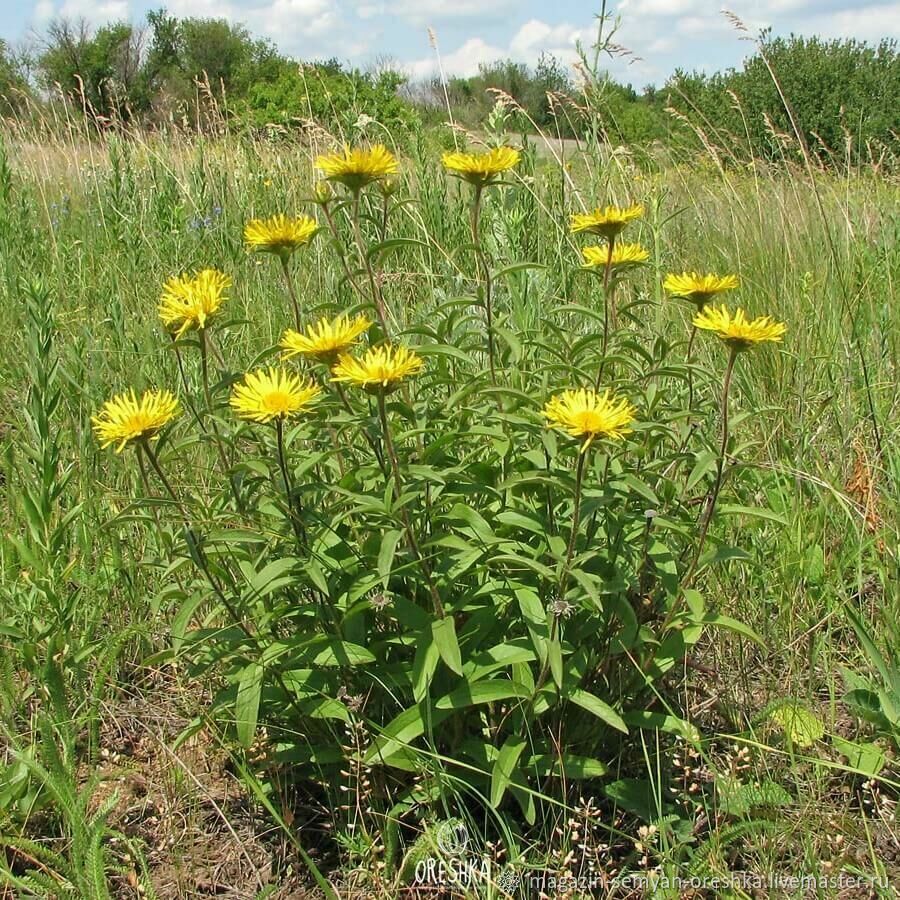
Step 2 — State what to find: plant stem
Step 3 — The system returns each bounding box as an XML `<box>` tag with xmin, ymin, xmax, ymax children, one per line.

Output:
<box><xmin>139</xmin><ymin>439</ymin><xmax>315</xmax><ymax>721</ymax></box>
<box><xmin>595</xmin><ymin>237</ymin><xmax>617</xmax><ymax>388</ymax></box>
<box><xmin>686</xmin><ymin>343</ymin><xmax>739</xmax><ymax>584</ymax></box>
<box><xmin>198</xmin><ymin>329</ymin><xmax>238</xmax><ymax>505</ymax></box>
<box><xmin>320</xmin><ymin>199</ymin><xmax>368</xmax><ymax>304</ymax></box>
<box><xmin>470</xmin><ymin>184</ymin><xmax>496</xmax><ymax>383</ymax></box>
<box><xmin>376</xmin><ymin>391</ymin><xmax>445</xmax><ymax>618</ymax></box>
<box><xmin>171</xmin><ymin>338</ymin><xmax>204</xmax><ymax>430</ymax></box>
<box><xmin>279</xmin><ymin>255</ymin><xmax>302</xmax><ymax>330</ymax></box>
<box><xmin>351</xmin><ymin>189</ymin><xmax>389</xmax><ymax>336</ymax></box>
<box><xmin>535</xmin><ymin>449</ymin><xmax>588</xmax><ymax>692</ymax></box>
<box><xmin>140</xmin><ymin>439</ymin><xmax>189</xmax><ymax>519</ymax></box>
<box><xmin>686</xmin><ymin>323</ymin><xmax>697</xmax><ymax>410</ymax></box>
<box><xmin>275</xmin><ymin>417</ymin><xmax>306</xmax><ymax>547</ymax></box>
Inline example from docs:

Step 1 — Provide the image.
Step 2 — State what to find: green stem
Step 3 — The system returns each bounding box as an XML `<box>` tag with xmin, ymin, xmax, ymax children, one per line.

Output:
<box><xmin>140</xmin><ymin>438</ymin><xmax>314</xmax><ymax>721</ymax></box>
<box><xmin>470</xmin><ymin>184</ymin><xmax>496</xmax><ymax>384</ymax></box>
<box><xmin>535</xmin><ymin>449</ymin><xmax>587</xmax><ymax>692</ymax></box>
<box><xmin>198</xmin><ymin>329</ymin><xmax>238</xmax><ymax>504</ymax></box>
<box><xmin>685</xmin><ymin>343</ymin><xmax>739</xmax><ymax>585</ymax></box>
<box><xmin>351</xmin><ymin>189</ymin><xmax>389</xmax><ymax>336</ymax></box>
<box><xmin>275</xmin><ymin>417</ymin><xmax>306</xmax><ymax>547</ymax></box>
<box><xmin>595</xmin><ymin>236</ymin><xmax>617</xmax><ymax>388</ymax></box>
<box><xmin>376</xmin><ymin>391</ymin><xmax>444</xmax><ymax>618</ymax></box>
<box><xmin>279</xmin><ymin>255</ymin><xmax>302</xmax><ymax>331</ymax></box>
<box><xmin>320</xmin><ymin>199</ymin><xmax>368</xmax><ymax>304</ymax></box>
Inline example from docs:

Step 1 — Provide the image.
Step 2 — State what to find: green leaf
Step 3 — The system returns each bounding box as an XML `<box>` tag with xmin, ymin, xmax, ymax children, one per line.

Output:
<box><xmin>492</xmin><ymin>261</ymin><xmax>548</xmax><ymax>280</ymax></box>
<box><xmin>527</xmin><ymin>753</ymin><xmax>608</xmax><ymax>779</ymax></box>
<box><xmin>717</xmin><ymin>504</ymin><xmax>788</xmax><ymax>526</ymax></box>
<box><xmin>701</xmin><ymin>614</ymin><xmax>765</xmax><ymax>648</ymax></box>
<box><xmin>378</xmin><ymin>529</ymin><xmax>404</xmax><ymax>583</ymax></box>
<box><xmin>235</xmin><ymin>663</ymin><xmax>263</xmax><ymax>749</ymax></box>
<box><xmin>569</xmin><ymin>689</ymin><xmax>628</xmax><ymax>733</ymax></box>
<box><xmin>604</xmin><ymin>778</ymin><xmax>659</xmax><ymax>821</ymax></box>
<box><xmin>622</xmin><ymin>710</ymin><xmax>700</xmax><ymax>742</ymax></box>
<box><xmin>412</xmin><ymin>630</ymin><xmax>439</xmax><ymax>703</ymax></box>
<box><xmin>491</xmin><ymin>735</ymin><xmax>527</xmax><ymax>807</ymax></box>
<box><xmin>435</xmin><ymin>680</ymin><xmax>531</xmax><ymax>710</ymax></box>
<box><xmin>766</xmin><ymin>702</ymin><xmax>824</xmax><ymax>747</ymax></box>
<box><xmin>831</xmin><ymin>736</ymin><xmax>885</xmax><ymax>776</ymax></box>
<box><xmin>432</xmin><ymin>616</ymin><xmax>463</xmax><ymax>676</ymax></box>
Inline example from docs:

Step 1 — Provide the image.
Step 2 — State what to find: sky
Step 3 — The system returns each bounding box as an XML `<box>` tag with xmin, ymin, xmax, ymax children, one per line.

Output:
<box><xmin>1</xmin><ymin>0</ymin><xmax>898</xmax><ymax>87</ymax></box>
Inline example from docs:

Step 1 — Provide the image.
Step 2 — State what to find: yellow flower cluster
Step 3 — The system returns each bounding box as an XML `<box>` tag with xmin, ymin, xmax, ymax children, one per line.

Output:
<box><xmin>694</xmin><ymin>305</ymin><xmax>787</xmax><ymax>350</ymax></box>
<box><xmin>95</xmin><ymin>145</ymin><xmax>789</xmax><ymax>463</ymax></box>
<box><xmin>159</xmin><ymin>269</ymin><xmax>231</xmax><ymax>339</ymax></box>
<box><xmin>582</xmin><ymin>243</ymin><xmax>650</xmax><ymax>272</ymax></box>
<box><xmin>543</xmin><ymin>388</ymin><xmax>636</xmax><ymax>452</ymax></box>
<box><xmin>230</xmin><ymin>367</ymin><xmax>322</xmax><ymax>424</ymax></box>
<box><xmin>316</xmin><ymin>145</ymin><xmax>399</xmax><ymax>191</ymax></box>
<box><xmin>664</xmin><ymin>272</ymin><xmax>739</xmax><ymax>309</ymax></box>
<box><xmin>441</xmin><ymin>147</ymin><xmax>521</xmax><ymax>186</ymax></box>
<box><xmin>281</xmin><ymin>314</ymin><xmax>372</xmax><ymax>364</ymax></box>
<box><xmin>570</xmin><ymin>204</ymin><xmax>644</xmax><ymax>240</ymax></box>
<box><xmin>92</xmin><ymin>389</ymin><xmax>180</xmax><ymax>452</ymax></box>
<box><xmin>244</xmin><ymin>214</ymin><xmax>319</xmax><ymax>257</ymax></box>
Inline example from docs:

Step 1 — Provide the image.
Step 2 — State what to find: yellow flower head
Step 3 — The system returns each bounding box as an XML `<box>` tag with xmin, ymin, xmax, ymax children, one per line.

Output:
<box><xmin>331</xmin><ymin>344</ymin><xmax>424</xmax><ymax>393</ymax></box>
<box><xmin>664</xmin><ymin>272</ymin><xmax>739</xmax><ymax>309</ymax></box>
<box><xmin>244</xmin><ymin>213</ymin><xmax>319</xmax><ymax>257</ymax></box>
<box><xmin>693</xmin><ymin>304</ymin><xmax>787</xmax><ymax>351</ymax></box>
<box><xmin>441</xmin><ymin>147</ymin><xmax>521</xmax><ymax>186</ymax></box>
<box><xmin>570</xmin><ymin>204</ymin><xmax>644</xmax><ymax>240</ymax></box>
<box><xmin>582</xmin><ymin>242</ymin><xmax>650</xmax><ymax>272</ymax></box>
<box><xmin>315</xmin><ymin>144</ymin><xmax>399</xmax><ymax>191</ymax></box>
<box><xmin>230</xmin><ymin>367</ymin><xmax>322</xmax><ymax>424</ymax></box>
<box><xmin>281</xmin><ymin>314</ymin><xmax>372</xmax><ymax>364</ymax></box>
<box><xmin>159</xmin><ymin>269</ymin><xmax>231</xmax><ymax>339</ymax></box>
<box><xmin>543</xmin><ymin>388</ymin><xmax>635</xmax><ymax>452</ymax></box>
<box><xmin>92</xmin><ymin>388</ymin><xmax>179</xmax><ymax>453</ymax></box>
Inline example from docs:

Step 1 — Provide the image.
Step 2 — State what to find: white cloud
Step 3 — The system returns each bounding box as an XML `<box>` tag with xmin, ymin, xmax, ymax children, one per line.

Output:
<box><xmin>805</xmin><ymin>1</ymin><xmax>900</xmax><ymax>40</ymax></box>
<box><xmin>385</xmin><ymin>0</ymin><xmax>516</xmax><ymax>25</ymax></box>
<box><xmin>164</xmin><ymin>0</ymin><xmax>345</xmax><ymax>57</ymax></box>
<box><xmin>32</xmin><ymin>0</ymin><xmax>130</xmax><ymax>26</ymax></box>
<box><xmin>406</xmin><ymin>17</ymin><xmax>598</xmax><ymax>79</ymax></box>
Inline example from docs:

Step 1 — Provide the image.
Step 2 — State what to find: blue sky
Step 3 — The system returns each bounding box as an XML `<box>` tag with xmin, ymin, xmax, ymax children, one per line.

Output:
<box><xmin>2</xmin><ymin>0</ymin><xmax>898</xmax><ymax>87</ymax></box>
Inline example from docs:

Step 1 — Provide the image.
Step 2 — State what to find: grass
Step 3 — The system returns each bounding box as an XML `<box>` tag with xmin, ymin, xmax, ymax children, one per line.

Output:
<box><xmin>0</xmin><ymin>114</ymin><xmax>898</xmax><ymax>898</ymax></box>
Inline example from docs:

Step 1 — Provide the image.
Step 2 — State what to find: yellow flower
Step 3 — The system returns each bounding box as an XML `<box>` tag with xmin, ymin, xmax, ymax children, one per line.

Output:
<box><xmin>570</xmin><ymin>204</ymin><xmax>644</xmax><ymax>240</ymax></box>
<box><xmin>230</xmin><ymin>367</ymin><xmax>322</xmax><ymax>424</ymax></box>
<box><xmin>244</xmin><ymin>214</ymin><xmax>319</xmax><ymax>257</ymax></box>
<box><xmin>693</xmin><ymin>305</ymin><xmax>787</xmax><ymax>351</ymax></box>
<box><xmin>159</xmin><ymin>269</ymin><xmax>231</xmax><ymax>339</ymax></box>
<box><xmin>664</xmin><ymin>272</ymin><xmax>739</xmax><ymax>309</ymax></box>
<box><xmin>316</xmin><ymin>144</ymin><xmax>399</xmax><ymax>191</ymax></box>
<box><xmin>92</xmin><ymin>389</ymin><xmax>179</xmax><ymax>453</ymax></box>
<box><xmin>582</xmin><ymin>242</ymin><xmax>650</xmax><ymax>271</ymax></box>
<box><xmin>281</xmin><ymin>314</ymin><xmax>372</xmax><ymax>364</ymax></box>
<box><xmin>331</xmin><ymin>344</ymin><xmax>424</xmax><ymax>393</ymax></box>
<box><xmin>543</xmin><ymin>388</ymin><xmax>635</xmax><ymax>452</ymax></box>
<box><xmin>441</xmin><ymin>147</ymin><xmax>520</xmax><ymax>186</ymax></box>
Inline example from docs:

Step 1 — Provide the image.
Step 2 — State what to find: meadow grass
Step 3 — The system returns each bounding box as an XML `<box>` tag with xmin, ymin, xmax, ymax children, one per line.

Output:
<box><xmin>0</xmin><ymin>121</ymin><xmax>898</xmax><ymax>897</ymax></box>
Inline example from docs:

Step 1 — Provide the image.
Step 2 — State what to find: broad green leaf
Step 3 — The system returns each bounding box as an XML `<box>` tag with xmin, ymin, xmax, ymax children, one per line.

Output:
<box><xmin>569</xmin><ymin>689</ymin><xmax>628</xmax><ymax>733</ymax></box>
<box><xmin>235</xmin><ymin>662</ymin><xmax>263</xmax><ymax>749</ymax></box>
<box><xmin>766</xmin><ymin>701</ymin><xmax>824</xmax><ymax>747</ymax></box>
<box><xmin>435</xmin><ymin>680</ymin><xmax>531</xmax><ymax>710</ymax></box>
<box><xmin>831</xmin><ymin>736</ymin><xmax>885</xmax><ymax>776</ymax></box>
<box><xmin>491</xmin><ymin>735</ymin><xmax>527</xmax><ymax>807</ymax></box>
<box><xmin>432</xmin><ymin>616</ymin><xmax>463</xmax><ymax>676</ymax></box>
<box><xmin>702</xmin><ymin>614</ymin><xmax>765</xmax><ymax>648</ymax></box>
<box><xmin>378</xmin><ymin>529</ymin><xmax>404</xmax><ymax>582</ymax></box>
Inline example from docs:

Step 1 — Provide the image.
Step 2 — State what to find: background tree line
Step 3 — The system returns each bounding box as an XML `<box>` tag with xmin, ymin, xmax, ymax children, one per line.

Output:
<box><xmin>0</xmin><ymin>11</ymin><xmax>896</xmax><ymax>167</ymax></box>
